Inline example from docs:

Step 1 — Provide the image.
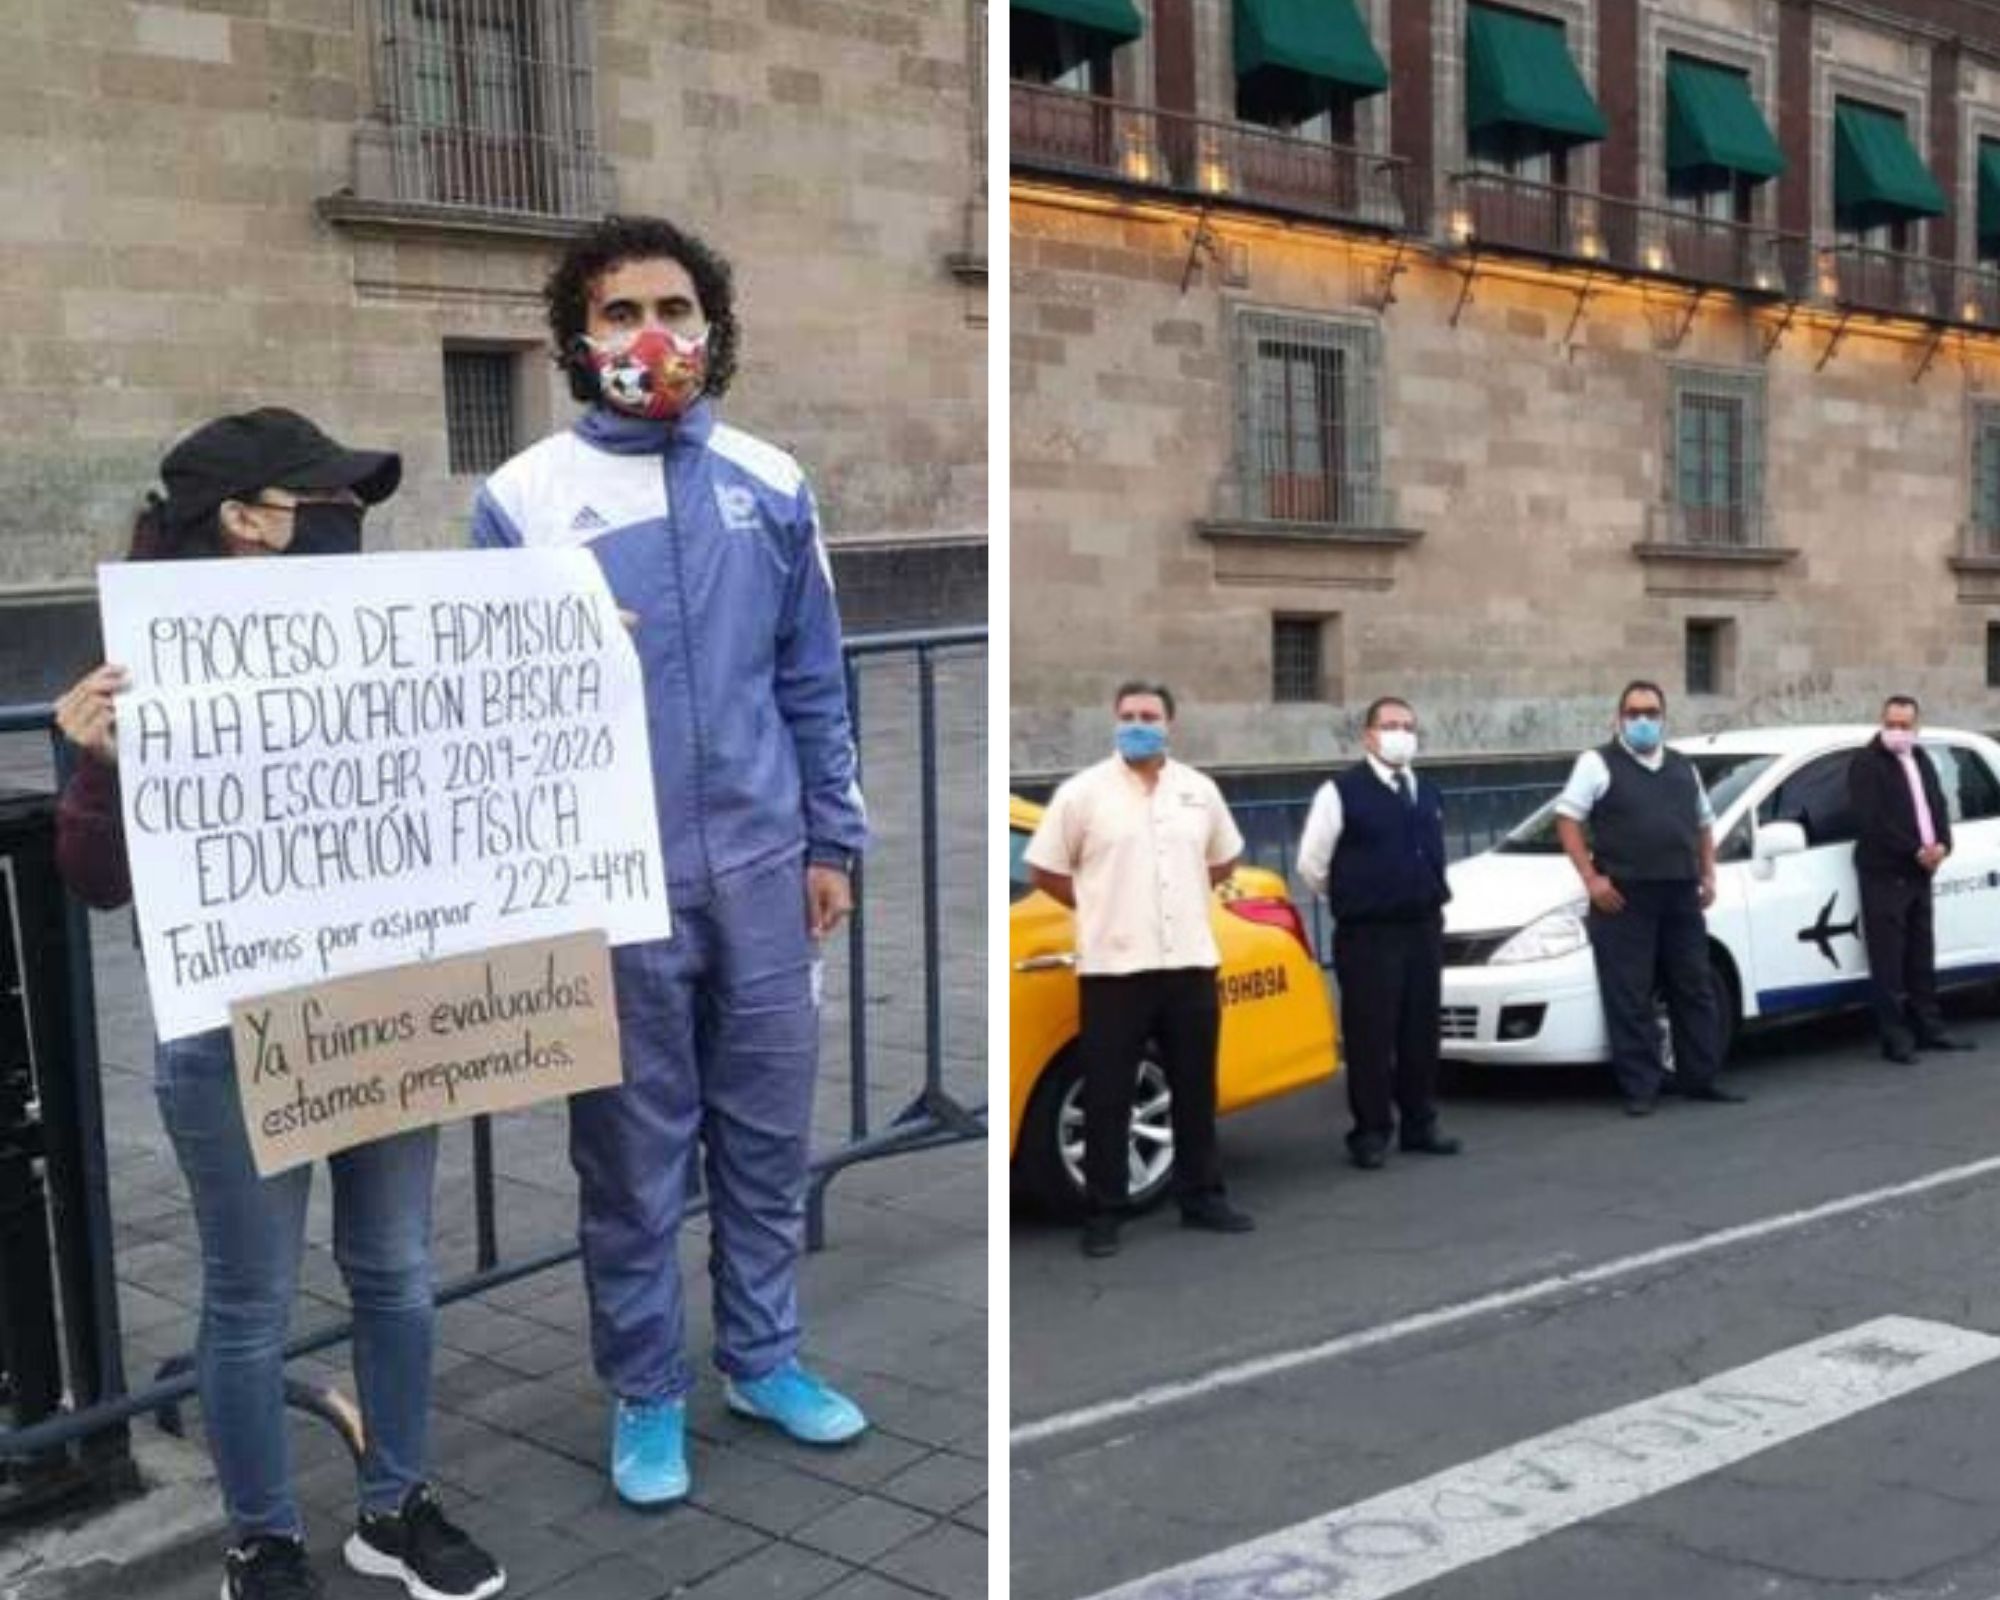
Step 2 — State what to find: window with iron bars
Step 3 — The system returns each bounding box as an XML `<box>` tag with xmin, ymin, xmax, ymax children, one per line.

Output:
<box><xmin>1685</xmin><ymin>618</ymin><xmax>1731</xmax><ymax>696</ymax></box>
<box><xmin>1272</xmin><ymin>617</ymin><xmax>1325</xmax><ymax>702</ymax></box>
<box><xmin>444</xmin><ymin>348</ymin><xmax>518</xmax><ymax>477</ymax></box>
<box><xmin>1235</xmin><ymin>310</ymin><xmax>1383</xmax><ymax>527</ymax></box>
<box><xmin>370</xmin><ymin>0</ymin><xmax>602</xmax><ymax>217</ymax></box>
<box><xmin>1971</xmin><ymin>404</ymin><xmax>2000</xmax><ymax>555</ymax></box>
<box><xmin>1668</xmin><ymin>369</ymin><xmax>1764</xmax><ymax>547</ymax></box>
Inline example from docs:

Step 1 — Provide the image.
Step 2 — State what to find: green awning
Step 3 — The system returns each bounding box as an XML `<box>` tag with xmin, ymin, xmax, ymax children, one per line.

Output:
<box><xmin>1235</xmin><ymin>0</ymin><xmax>1388</xmax><ymax>97</ymax></box>
<box><xmin>1011</xmin><ymin>0</ymin><xmax>1143</xmax><ymax>47</ymax></box>
<box><xmin>1465</xmin><ymin>3</ymin><xmax>1607</xmax><ymax>146</ymax></box>
<box><xmin>1666</xmin><ymin>56</ymin><xmax>1784</xmax><ymax>179</ymax></box>
<box><xmin>1834</xmin><ymin>100</ymin><xmax>1945</xmax><ymax>221</ymax></box>
<box><xmin>1979</xmin><ymin>138</ymin><xmax>2000</xmax><ymax>247</ymax></box>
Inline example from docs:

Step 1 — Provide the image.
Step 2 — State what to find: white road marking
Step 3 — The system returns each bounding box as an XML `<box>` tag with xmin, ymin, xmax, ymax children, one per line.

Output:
<box><xmin>1014</xmin><ymin>1149</ymin><xmax>2000</xmax><ymax>1449</ymax></box>
<box><xmin>1076</xmin><ymin>1316</ymin><xmax>2000</xmax><ymax>1600</ymax></box>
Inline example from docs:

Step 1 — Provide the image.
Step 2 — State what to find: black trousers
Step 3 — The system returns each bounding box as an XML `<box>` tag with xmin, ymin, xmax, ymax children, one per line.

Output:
<box><xmin>1331</xmin><ymin>917</ymin><xmax>1444</xmax><ymax>1152</ymax></box>
<box><xmin>1585</xmin><ymin>879</ymin><xmax>1721</xmax><ymax>1104</ymax></box>
<box><xmin>1858</xmin><ymin>869</ymin><xmax>1943</xmax><ymax>1047</ymax></box>
<box><xmin>1078</xmin><ymin>968</ymin><xmax>1223</xmax><ymax>1213</ymax></box>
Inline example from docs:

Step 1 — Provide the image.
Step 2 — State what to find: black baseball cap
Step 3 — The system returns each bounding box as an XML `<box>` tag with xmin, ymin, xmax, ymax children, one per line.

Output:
<box><xmin>158</xmin><ymin>408</ymin><xmax>402</xmax><ymax>529</ymax></box>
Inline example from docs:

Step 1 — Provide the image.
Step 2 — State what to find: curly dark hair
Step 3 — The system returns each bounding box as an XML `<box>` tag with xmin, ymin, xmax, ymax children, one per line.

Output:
<box><xmin>545</xmin><ymin>214</ymin><xmax>740</xmax><ymax>406</ymax></box>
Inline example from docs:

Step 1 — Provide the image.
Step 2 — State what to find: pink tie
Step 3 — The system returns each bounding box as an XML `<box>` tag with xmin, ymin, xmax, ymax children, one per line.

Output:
<box><xmin>1898</xmin><ymin>752</ymin><xmax>1937</xmax><ymax>849</ymax></box>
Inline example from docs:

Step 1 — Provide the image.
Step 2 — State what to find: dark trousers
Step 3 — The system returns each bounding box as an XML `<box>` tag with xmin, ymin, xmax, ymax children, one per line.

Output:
<box><xmin>1586</xmin><ymin>879</ymin><xmax>1721</xmax><ymax>1103</ymax></box>
<box><xmin>1079</xmin><ymin>968</ymin><xmax>1223</xmax><ymax>1213</ymax></box>
<box><xmin>1858</xmin><ymin>870</ymin><xmax>1943</xmax><ymax>1047</ymax></box>
<box><xmin>1331</xmin><ymin>917</ymin><xmax>1444</xmax><ymax>1152</ymax></box>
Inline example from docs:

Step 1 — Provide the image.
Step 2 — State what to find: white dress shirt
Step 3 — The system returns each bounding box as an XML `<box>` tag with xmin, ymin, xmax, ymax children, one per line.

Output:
<box><xmin>1025</xmin><ymin>756</ymin><xmax>1245</xmax><ymax>976</ymax></box>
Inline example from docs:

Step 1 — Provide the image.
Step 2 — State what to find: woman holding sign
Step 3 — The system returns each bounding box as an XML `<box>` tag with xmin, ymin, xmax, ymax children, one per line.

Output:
<box><xmin>54</xmin><ymin>410</ymin><xmax>506</xmax><ymax>1600</ymax></box>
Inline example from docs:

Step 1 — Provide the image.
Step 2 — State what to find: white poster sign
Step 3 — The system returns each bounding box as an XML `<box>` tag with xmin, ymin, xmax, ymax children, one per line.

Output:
<box><xmin>98</xmin><ymin>549</ymin><xmax>671</xmax><ymax>1040</ymax></box>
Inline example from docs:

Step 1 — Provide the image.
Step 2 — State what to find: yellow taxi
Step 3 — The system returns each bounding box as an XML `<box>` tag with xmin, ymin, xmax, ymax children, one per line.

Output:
<box><xmin>1009</xmin><ymin>795</ymin><xmax>1339</xmax><ymax>1212</ymax></box>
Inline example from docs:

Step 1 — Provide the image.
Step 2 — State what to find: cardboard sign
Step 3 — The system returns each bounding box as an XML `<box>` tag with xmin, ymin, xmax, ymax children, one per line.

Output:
<box><xmin>97</xmin><ymin>550</ymin><xmax>671</xmax><ymax>1040</ymax></box>
<box><xmin>228</xmin><ymin>931</ymin><xmax>621</xmax><ymax>1177</ymax></box>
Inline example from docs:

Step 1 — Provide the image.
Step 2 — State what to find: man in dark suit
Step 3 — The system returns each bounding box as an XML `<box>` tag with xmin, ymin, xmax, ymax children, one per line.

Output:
<box><xmin>1849</xmin><ymin>695</ymin><xmax>1975</xmax><ymax>1063</ymax></box>
<box><xmin>1297</xmin><ymin>696</ymin><xmax>1461</xmax><ymax>1169</ymax></box>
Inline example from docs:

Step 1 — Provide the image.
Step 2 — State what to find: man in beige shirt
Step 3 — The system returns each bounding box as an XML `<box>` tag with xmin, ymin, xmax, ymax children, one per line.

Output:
<box><xmin>1026</xmin><ymin>681</ymin><xmax>1256</xmax><ymax>1258</ymax></box>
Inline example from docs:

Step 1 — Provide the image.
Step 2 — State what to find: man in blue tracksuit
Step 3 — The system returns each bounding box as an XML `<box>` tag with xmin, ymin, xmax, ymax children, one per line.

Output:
<box><xmin>470</xmin><ymin>215</ymin><xmax>870</xmax><ymax>1506</ymax></box>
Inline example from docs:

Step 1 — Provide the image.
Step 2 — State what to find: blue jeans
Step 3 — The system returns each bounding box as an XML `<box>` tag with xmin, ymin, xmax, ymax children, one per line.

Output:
<box><xmin>156</xmin><ymin>1029</ymin><xmax>439</xmax><ymax>1539</ymax></box>
<box><xmin>571</xmin><ymin>852</ymin><xmax>820</xmax><ymax>1402</ymax></box>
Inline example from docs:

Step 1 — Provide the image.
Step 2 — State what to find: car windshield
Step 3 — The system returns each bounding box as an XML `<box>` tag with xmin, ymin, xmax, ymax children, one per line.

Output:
<box><xmin>1009</xmin><ymin>828</ymin><xmax>1035</xmax><ymax>904</ymax></box>
<box><xmin>1493</xmin><ymin>752</ymin><xmax>1779</xmax><ymax>854</ymax></box>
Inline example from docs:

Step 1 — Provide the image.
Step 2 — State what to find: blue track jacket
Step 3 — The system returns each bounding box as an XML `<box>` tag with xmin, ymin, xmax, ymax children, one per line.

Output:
<box><xmin>471</xmin><ymin>401</ymin><xmax>867</xmax><ymax>903</ymax></box>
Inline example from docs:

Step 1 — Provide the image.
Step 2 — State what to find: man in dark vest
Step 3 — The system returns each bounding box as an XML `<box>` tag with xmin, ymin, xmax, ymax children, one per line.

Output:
<box><xmin>1848</xmin><ymin>694</ymin><xmax>1975</xmax><ymax>1063</ymax></box>
<box><xmin>1299</xmin><ymin>696</ymin><xmax>1462</xmax><ymax>1169</ymax></box>
<box><xmin>1555</xmin><ymin>681</ymin><xmax>1746</xmax><ymax>1115</ymax></box>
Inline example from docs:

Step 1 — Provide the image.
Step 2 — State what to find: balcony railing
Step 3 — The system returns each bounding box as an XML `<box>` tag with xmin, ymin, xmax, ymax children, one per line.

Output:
<box><xmin>1010</xmin><ymin>91</ymin><xmax>2000</xmax><ymax>336</ymax></box>
<box><xmin>1012</xmin><ymin>83</ymin><xmax>1427</xmax><ymax>234</ymax></box>
<box><xmin>1823</xmin><ymin>244</ymin><xmax>2000</xmax><ymax>327</ymax></box>
<box><xmin>1445</xmin><ymin>171</ymin><xmax>1810</xmax><ymax>298</ymax></box>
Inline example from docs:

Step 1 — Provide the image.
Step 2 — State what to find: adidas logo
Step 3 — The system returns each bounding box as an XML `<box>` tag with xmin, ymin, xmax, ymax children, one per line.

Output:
<box><xmin>570</xmin><ymin>505</ymin><xmax>609</xmax><ymax>532</ymax></box>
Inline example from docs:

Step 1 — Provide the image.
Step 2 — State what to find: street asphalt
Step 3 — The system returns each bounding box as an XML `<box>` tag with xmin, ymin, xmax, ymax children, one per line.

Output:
<box><xmin>1013</xmin><ymin>981</ymin><xmax>2000</xmax><ymax>1600</ymax></box>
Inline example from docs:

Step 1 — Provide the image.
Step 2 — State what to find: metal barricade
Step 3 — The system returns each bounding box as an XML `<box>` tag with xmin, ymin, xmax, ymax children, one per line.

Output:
<box><xmin>0</xmin><ymin>624</ymin><xmax>986</xmax><ymax>1475</ymax></box>
<box><xmin>1230</xmin><ymin>780</ymin><xmax>1561</xmax><ymax>965</ymax></box>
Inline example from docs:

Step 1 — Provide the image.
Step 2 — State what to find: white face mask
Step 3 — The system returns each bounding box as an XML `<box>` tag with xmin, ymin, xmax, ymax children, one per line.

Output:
<box><xmin>1376</xmin><ymin>729</ymin><xmax>1418</xmax><ymax>767</ymax></box>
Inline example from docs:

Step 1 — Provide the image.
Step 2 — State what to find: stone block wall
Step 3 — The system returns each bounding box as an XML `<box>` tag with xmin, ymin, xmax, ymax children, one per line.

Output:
<box><xmin>0</xmin><ymin>0</ymin><xmax>986</xmax><ymax>641</ymax></box>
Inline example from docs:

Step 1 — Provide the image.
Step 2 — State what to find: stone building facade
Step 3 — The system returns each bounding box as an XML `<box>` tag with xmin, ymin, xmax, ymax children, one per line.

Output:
<box><xmin>0</xmin><ymin>0</ymin><xmax>987</xmax><ymax>700</ymax></box>
<box><xmin>1011</xmin><ymin>0</ymin><xmax>2000</xmax><ymax>779</ymax></box>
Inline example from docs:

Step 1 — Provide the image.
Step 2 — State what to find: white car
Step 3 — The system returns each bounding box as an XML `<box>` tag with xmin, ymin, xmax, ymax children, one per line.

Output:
<box><xmin>1440</xmin><ymin>725</ymin><xmax>2000</xmax><ymax>1066</ymax></box>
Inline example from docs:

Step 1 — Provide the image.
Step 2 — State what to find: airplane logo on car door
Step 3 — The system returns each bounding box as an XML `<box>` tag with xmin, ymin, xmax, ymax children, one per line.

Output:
<box><xmin>1797</xmin><ymin>892</ymin><xmax>1862</xmax><ymax>971</ymax></box>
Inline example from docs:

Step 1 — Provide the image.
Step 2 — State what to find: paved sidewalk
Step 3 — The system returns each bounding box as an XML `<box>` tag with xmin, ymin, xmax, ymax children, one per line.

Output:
<box><xmin>2</xmin><ymin>648</ymin><xmax>988</xmax><ymax>1600</ymax></box>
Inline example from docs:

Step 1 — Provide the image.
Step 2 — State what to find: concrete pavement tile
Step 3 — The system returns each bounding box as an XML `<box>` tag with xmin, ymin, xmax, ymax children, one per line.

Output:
<box><xmin>789</xmin><ymin>1495</ymin><xmax>935</xmax><ymax>1566</ymax></box>
<box><xmin>692</xmin><ymin>1457</ymin><xmax>854</xmax><ymax>1536</ymax></box>
<box><xmin>505</xmin><ymin>1552</ymin><xmax>675</xmax><ymax>1600</ymax></box>
<box><xmin>952</xmin><ymin>1493</ymin><xmax>986</xmax><ymax>1533</ymax></box>
<box><xmin>874</xmin><ymin>1451</ymin><xmax>984</xmax><ymax>1516</ymax></box>
<box><xmin>813</xmin><ymin>1574</ymin><xmax>938</xmax><ymax>1600</ymax></box>
<box><xmin>677</xmin><ymin>1542</ymin><xmax>854</xmax><ymax>1600</ymax></box>
<box><xmin>486</xmin><ymin>1328</ymin><xmax>590</xmax><ymax>1380</ymax></box>
<box><xmin>435</xmin><ymin>1301</ymin><xmax>550</xmax><ymax>1359</ymax></box>
<box><xmin>724</xmin><ymin>1425</ymin><xmax>933</xmax><ymax>1492</ymax></box>
<box><xmin>869</xmin><ymin>1522</ymin><xmax>988</xmax><ymax>1599</ymax></box>
<box><xmin>616</xmin><ymin>1504</ymin><xmax>769</xmax><ymax>1587</ymax></box>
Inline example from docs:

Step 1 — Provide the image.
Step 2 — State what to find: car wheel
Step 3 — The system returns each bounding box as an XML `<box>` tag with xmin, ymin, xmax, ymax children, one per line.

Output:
<box><xmin>1710</xmin><ymin>953</ymin><xmax>1740</xmax><ymax>1065</ymax></box>
<box><xmin>1017</xmin><ymin>1047</ymin><xmax>1177</xmax><ymax>1218</ymax></box>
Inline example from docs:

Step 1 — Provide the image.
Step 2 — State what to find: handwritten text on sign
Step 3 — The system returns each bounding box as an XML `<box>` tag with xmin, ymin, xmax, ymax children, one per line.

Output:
<box><xmin>99</xmin><ymin>550</ymin><xmax>670</xmax><ymax>1040</ymax></box>
<box><xmin>230</xmin><ymin>932</ymin><xmax>621</xmax><ymax>1177</ymax></box>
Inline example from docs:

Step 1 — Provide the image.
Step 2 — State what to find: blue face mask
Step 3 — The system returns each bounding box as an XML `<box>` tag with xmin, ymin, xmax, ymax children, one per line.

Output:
<box><xmin>1622</xmin><ymin>715</ymin><xmax>1664</xmax><ymax>754</ymax></box>
<box><xmin>1115</xmin><ymin>722</ymin><xmax>1168</xmax><ymax>762</ymax></box>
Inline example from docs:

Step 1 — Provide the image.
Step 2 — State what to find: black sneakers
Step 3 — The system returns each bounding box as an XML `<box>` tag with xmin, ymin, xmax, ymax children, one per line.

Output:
<box><xmin>222</xmin><ymin>1535</ymin><xmax>323</xmax><ymax>1600</ymax></box>
<box><xmin>344</xmin><ymin>1483</ymin><xmax>506</xmax><ymax>1600</ymax></box>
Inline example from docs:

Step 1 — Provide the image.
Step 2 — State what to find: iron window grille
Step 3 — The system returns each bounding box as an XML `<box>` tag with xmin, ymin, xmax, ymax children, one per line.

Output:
<box><xmin>444</xmin><ymin>349</ymin><xmax>517</xmax><ymax>477</ymax></box>
<box><xmin>1234</xmin><ymin>310</ymin><xmax>1384</xmax><ymax>527</ymax></box>
<box><xmin>1668</xmin><ymin>368</ymin><xmax>1764</xmax><ymax>547</ymax></box>
<box><xmin>370</xmin><ymin>0</ymin><xmax>603</xmax><ymax>217</ymax></box>
<box><xmin>1685</xmin><ymin>619</ymin><xmax>1725</xmax><ymax>696</ymax></box>
<box><xmin>1272</xmin><ymin>617</ymin><xmax>1324</xmax><ymax>703</ymax></box>
<box><xmin>1971</xmin><ymin>404</ymin><xmax>2000</xmax><ymax>555</ymax></box>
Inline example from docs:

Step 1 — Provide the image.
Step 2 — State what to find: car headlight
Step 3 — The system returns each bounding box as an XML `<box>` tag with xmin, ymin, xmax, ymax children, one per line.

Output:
<box><xmin>1488</xmin><ymin>904</ymin><xmax>1590</xmax><ymax>965</ymax></box>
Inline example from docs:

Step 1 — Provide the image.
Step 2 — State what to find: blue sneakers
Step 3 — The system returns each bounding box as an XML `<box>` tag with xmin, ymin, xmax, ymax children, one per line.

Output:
<box><xmin>611</xmin><ymin>1397</ymin><xmax>689</xmax><ymax>1507</ymax></box>
<box><xmin>724</xmin><ymin>1361</ymin><xmax>869</xmax><ymax>1446</ymax></box>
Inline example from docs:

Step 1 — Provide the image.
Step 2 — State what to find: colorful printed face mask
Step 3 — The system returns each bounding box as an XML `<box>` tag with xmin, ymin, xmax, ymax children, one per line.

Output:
<box><xmin>584</xmin><ymin>326</ymin><xmax>709</xmax><ymax>420</ymax></box>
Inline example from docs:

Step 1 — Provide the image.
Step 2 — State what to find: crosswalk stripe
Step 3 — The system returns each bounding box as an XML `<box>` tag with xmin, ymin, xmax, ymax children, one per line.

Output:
<box><xmin>1076</xmin><ymin>1316</ymin><xmax>2000</xmax><ymax>1600</ymax></box>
